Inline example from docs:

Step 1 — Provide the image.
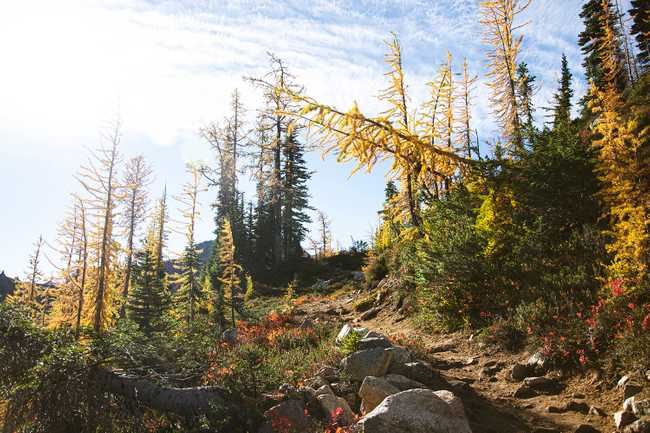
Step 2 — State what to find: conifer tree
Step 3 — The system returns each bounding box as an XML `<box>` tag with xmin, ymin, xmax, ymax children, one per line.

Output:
<box><xmin>480</xmin><ymin>0</ymin><xmax>530</xmax><ymax>153</ymax></box>
<box><xmin>119</xmin><ymin>156</ymin><xmax>152</xmax><ymax>318</ymax></box>
<box><xmin>552</xmin><ymin>54</ymin><xmax>574</xmax><ymax>129</ymax></box>
<box><xmin>217</xmin><ymin>219</ymin><xmax>242</xmax><ymax>329</ymax></box>
<box><xmin>10</xmin><ymin>235</ymin><xmax>46</xmax><ymax>320</ymax></box>
<box><xmin>173</xmin><ymin>164</ymin><xmax>204</xmax><ymax>329</ymax></box>
<box><xmin>630</xmin><ymin>0</ymin><xmax>650</xmax><ymax>70</ymax></box>
<box><xmin>316</xmin><ymin>210</ymin><xmax>332</xmax><ymax>258</ymax></box>
<box><xmin>127</xmin><ymin>236</ymin><xmax>167</xmax><ymax>335</ymax></box>
<box><xmin>77</xmin><ymin>121</ymin><xmax>122</xmax><ymax>333</ymax></box>
<box><xmin>458</xmin><ymin>58</ymin><xmax>478</xmax><ymax>159</ymax></box>
<box><xmin>281</xmin><ymin>129</ymin><xmax>312</xmax><ymax>263</ymax></box>
<box><xmin>516</xmin><ymin>62</ymin><xmax>537</xmax><ymax>133</ymax></box>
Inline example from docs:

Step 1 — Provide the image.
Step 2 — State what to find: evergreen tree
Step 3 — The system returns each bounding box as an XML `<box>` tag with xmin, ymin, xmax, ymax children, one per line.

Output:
<box><xmin>281</xmin><ymin>129</ymin><xmax>312</xmax><ymax>264</ymax></box>
<box><xmin>552</xmin><ymin>54</ymin><xmax>574</xmax><ymax>129</ymax></box>
<box><xmin>217</xmin><ymin>219</ymin><xmax>242</xmax><ymax>329</ymax></box>
<box><xmin>579</xmin><ymin>0</ymin><xmax>627</xmax><ymax>96</ymax></box>
<box><xmin>127</xmin><ymin>237</ymin><xmax>167</xmax><ymax>335</ymax></box>
<box><xmin>516</xmin><ymin>62</ymin><xmax>537</xmax><ymax>137</ymax></box>
<box><xmin>630</xmin><ymin>0</ymin><xmax>650</xmax><ymax>70</ymax></box>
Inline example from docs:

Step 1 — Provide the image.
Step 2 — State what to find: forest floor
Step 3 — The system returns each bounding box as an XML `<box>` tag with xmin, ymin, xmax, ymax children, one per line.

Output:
<box><xmin>289</xmin><ymin>283</ymin><xmax>639</xmax><ymax>433</ymax></box>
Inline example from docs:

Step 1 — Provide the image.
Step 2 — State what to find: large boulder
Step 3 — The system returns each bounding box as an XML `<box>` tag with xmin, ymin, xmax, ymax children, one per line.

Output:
<box><xmin>385</xmin><ymin>346</ymin><xmax>413</xmax><ymax>367</ymax></box>
<box><xmin>317</xmin><ymin>393</ymin><xmax>356</xmax><ymax>426</ymax></box>
<box><xmin>359</xmin><ymin>376</ymin><xmax>401</xmax><ymax>413</ymax></box>
<box><xmin>385</xmin><ymin>373</ymin><xmax>427</xmax><ymax>391</ymax></box>
<box><xmin>353</xmin><ymin>389</ymin><xmax>472</xmax><ymax>433</ymax></box>
<box><xmin>341</xmin><ymin>348</ymin><xmax>393</xmax><ymax>381</ymax></box>
<box><xmin>388</xmin><ymin>360</ymin><xmax>449</xmax><ymax>390</ymax></box>
<box><xmin>263</xmin><ymin>398</ymin><xmax>318</xmax><ymax>433</ymax></box>
<box><xmin>358</xmin><ymin>337</ymin><xmax>392</xmax><ymax>351</ymax></box>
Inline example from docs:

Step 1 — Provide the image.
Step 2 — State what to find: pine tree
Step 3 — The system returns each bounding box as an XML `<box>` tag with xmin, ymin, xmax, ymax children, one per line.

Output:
<box><xmin>552</xmin><ymin>54</ymin><xmax>574</xmax><ymax>129</ymax></box>
<box><xmin>173</xmin><ymin>164</ymin><xmax>204</xmax><ymax>329</ymax></box>
<box><xmin>281</xmin><ymin>129</ymin><xmax>312</xmax><ymax>264</ymax></box>
<box><xmin>458</xmin><ymin>58</ymin><xmax>478</xmax><ymax>159</ymax></box>
<box><xmin>10</xmin><ymin>235</ymin><xmax>47</xmax><ymax>321</ymax></box>
<box><xmin>516</xmin><ymin>62</ymin><xmax>537</xmax><ymax>134</ymax></box>
<box><xmin>579</xmin><ymin>0</ymin><xmax>627</xmax><ymax>95</ymax></box>
<box><xmin>127</xmin><ymin>236</ymin><xmax>167</xmax><ymax>335</ymax></box>
<box><xmin>217</xmin><ymin>219</ymin><xmax>242</xmax><ymax>329</ymax></box>
<box><xmin>480</xmin><ymin>0</ymin><xmax>530</xmax><ymax>153</ymax></box>
<box><xmin>630</xmin><ymin>0</ymin><xmax>650</xmax><ymax>70</ymax></box>
<box><xmin>119</xmin><ymin>156</ymin><xmax>152</xmax><ymax>318</ymax></box>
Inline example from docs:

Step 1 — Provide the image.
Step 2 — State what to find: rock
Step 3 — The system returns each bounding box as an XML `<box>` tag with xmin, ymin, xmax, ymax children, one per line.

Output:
<box><xmin>353</xmin><ymin>389</ymin><xmax>472</xmax><ymax>433</ymax></box>
<box><xmin>305</xmin><ymin>375</ymin><xmax>329</xmax><ymax>389</ymax></box>
<box><xmin>626</xmin><ymin>397</ymin><xmax>637</xmax><ymax>413</ymax></box>
<box><xmin>358</xmin><ymin>337</ymin><xmax>392</xmax><ymax>351</ymax></box>
<box><xmin>429</xmin><ymin>340</ymin><xmax>456</xmax><ymax>353</ymax></box>
<box><xmin>527</xmin><ymin>351</ymin><xmax>549</xmax><ymax>374</ymax></box>
<box><xmin>589</xmin><ymin>406</ymin><xmax>606</xmax><ymax>417</ymax></box>
<box><xmin>514</xmin><ymin>385</ymin><xmax>537</xmax><ymax>399</ymax></box>
<box><xmin>388</xmin><ymin>360</ymin><xmax>449</xmax><ymax>390</ymax></box>
<box><xmin>317</xmin><ymin>393</ymin><xmax>356</xmax><ymax>426</ymax></box>
<box><xmin>385</xmin><ymin>346</ymin><xmax>413</xmax><ymax>368</ymax></box>
<box><xmin>447</xmin><ymin>379</ymin><xmax>472</xmax><ymax>394</ymax></box>
<box><xmin>359</xmin><ymin>376</ymin><xmax>401</xmax><ymax>413</ymax></box>
<box><xmin>352</xmin><ymin>271</ymin><xmax>364</xmax><ymax>281</ymax></box>
<box><xmin>385</xmin><ymin>373</ymin><xmax>427</xmax><ymax>391</ymax></box>
<box><xmin>574</xmin><ymin>425</ymin><xmax>601</xmax><ymax>433</ymax></box>
<box><xmin>344</xmin><ymin>392</ymin><xmax>359</xmax><ymax>411</ymax></box>
<box><xmin>464</xmin><ymin>356</ymin><xmax>479</xmax><ymax>366</ymax></box>
<box><xmin>221</xmin><ymin>328</ymin><xmax>237</xmax><ymax>343</ymax></box>
<box><xmin>330</xmin><ymin>382</ymin><xmax>355</xmax><ymax>396</ymax></box>
<box><xmin>619</xmin><ymin>375</ymin><xmax>632</xmax><ymax>387</ymax></box>
<box><xmin>573</xmin><ymin>392</ymin><xmax>586</xmax><ymax>399</ymax></box>
<box><xmin>315</xmin><ymin>366</ymin><xmax>339</xmax><ymax>382</ymax></box>
<box><xmin>615</xmin><ymin>410</ymin><xmax>638</xmax><ymax>429</ymax></box>
<box><xmin>624</xmin><ymin>383</ymin><xmax>644</xmax><ymax>400</ymax></box>
<box><xmin>341</xmin><ymin>348</ymin><xmax>393</xmax><ymax>382</ymax></box>
<box><xmin>547</xmin><ymin>405</ymin><xmax>564</xmax><ymax>413</ymax></box>
<box><xmin>336</xmin><ymin>324</ymin><xmax>368</xmax><ymax>345</ymax></box>
<box><xmin>511</xmin><ymin>363</ymin><xmax>532</xmax><ymax>381</ymax></box>
<box><xmin>263</xmin><ymin>398</ymin><xmax>317</xmax><ymax>432</ymax></box>
<box><xmin>479</xmin><ymin>365</ymin><xmax>501</xmax><ymax>380</ymax></box>
<box><xmin>523</xmin><ymin>376</ymin><xmax>562</xmax><ymax>394</ymax></box>
<box><xmin>624</xmin><ymin>419</ymin><xmax>650</xmax><ymax>433</ymax></box>
<box><xmin>633</xmin><ymin>400</ymin><xmax>650</xmax><ymax>417</ymax></box>
<box><xmin>564</xmin><ymin>400</ymin><xmax>590</xmax><ymax>414</ymax></box>
<box><xmin>315</xmin><ymin>384</ymin><xmax>335</xmax><ymax>398</ymax></box>
<box><xmin>299</xmin><ymin>318</ymin><xmax>313</xmax><ymax>329</ymax></box>
<box><xmin>364</xmin><ymin>330</ymin><xmax>384</xmax><ymax>339</ymax></box>
<box><xmin>360</xmin><ymin>307</ymin><xmax>381</xmax><ymax>320</ymax></box>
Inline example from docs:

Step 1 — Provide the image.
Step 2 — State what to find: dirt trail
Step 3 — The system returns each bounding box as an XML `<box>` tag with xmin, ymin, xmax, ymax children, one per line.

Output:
<box><xmin>294</xmin><ymin>288</ymin><xmax>625</xmax><ymax>433</ymax></box>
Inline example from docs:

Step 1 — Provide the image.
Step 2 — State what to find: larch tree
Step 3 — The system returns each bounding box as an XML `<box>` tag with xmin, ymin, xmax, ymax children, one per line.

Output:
<box><xmin>630</xmin><ymin>0</ymin><xmax>650</xmax><ymax>70</ymax></box>
<box><xmin>217</xmin><ymin>218</ymin><xmax>242</xmax><ymax>330</ymax></box>
<box><xmin>457</xmin><ymin>58</ymin><xmax>478</xmax><ymax>159</ymax></box>
<box><xmin>74</xmin><ymin>198</ymin><xmax>88</xmax><ymax>338</ymax></box>
<box><xmin>480</xmin><ymin>0</ymin><xmax>530</xmax><ymax>153</ymax></box>
<box><xmin>590</xmin><ymin>4</ymin><xmax>650</xmax><ymax>285</ymax></box>
<box><xmin>316</xmin><ymin>210</ymin><xmax>332</xmax><ymax>258</ymax></box>
<box><xmin>119</xmin><ymin>155</ymin><xmax>152</xmax><ymax>318</ymax></box>
<box><xmin>552</xmin><ymin>54</ymin><xmax>574</xmax><ymax>129</ymax></box>
<box><xmin>77</xmin><ymin>121</ymin><xmax>122</xmax><ymax>333</ymax></box>
<box><xmin>173</xmin><ymin>163</ymin><xmax>205</xmax><ymax>329</ymax></box>
<box><xmin>277</xmin><ymin>34</ymin><xmax>472</xmax><ymax>231</ymax></box>
<box><xmin>10</xmin><ymin>235</ymin><xmax>46</xmax><ymax>320</ymax></box>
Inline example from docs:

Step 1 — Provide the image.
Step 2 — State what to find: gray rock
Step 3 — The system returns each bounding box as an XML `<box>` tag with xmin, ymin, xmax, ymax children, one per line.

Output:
<box><xmin>360</xmin><ymin>306</ymin><xmax>381</xmax><ymax>320</ymax></box>
<box><xmin>615</xmin><ymin>410</ymin><xmax>638</xmax><ymax>429</ymax></box>
<box><xmin>353</xmin><ymin>389</ymin><xmax>472</xmax><ymax>433</ymax></box>
<box><xmin>359</xmin><ymin>376</ymin><xmax>401</xmax><ymax>413</ymax></box>
<box><xmin>589</xmin><ymin>406</ymin><xmax>607</xmax><ymax>417</ymax></box>
<box><xmin>385</xmin><ymin>346</ymin><xmax>413</xmax><ymax>368</ymax></box>
<box><xmin>625</xmin><ymin>383</ymin><xmax>644</xmax><ymax>400</ymax></box>
<box><xmin>527</xmin><ymin>351</ymin><xmax>549</xmax><ymax>373</ymax></box>
<box><xmin>330</xmin><ymin>382</ymin><xmax>355</xmax><ymax>396</ymax></box>
<box><xmin>624</xmin><ymin>419</ymin><xmax>650</xmax><ymax>433</ymax></box>
<box><xmin>364</xmin><ymin>330</ymin><xmax>384</xmax><ymax>339</ymax></box>
<box><xmin>385</xmin><ymin>373</ymin><xmax>427</xmax><ymax>391</ymax></box>
<box><xmin>341</xmin><ymin>348</ymin><xmax>393</xmax><ymax>381</ymax></box>
<box><xmin>523</xmin><ymin>376</ymin><xmax>562</xmax><ymax>394</ymax></box>
<box><xmin>511</xmin><ymin>363</ymin><xmax>531</xmax><ymax>381</ymax></box>
<box><xmin>315</xmin><ymin>366</ymin><xmax>339</xmax><ymax>382</ymax></box>
<box><xmin>564</xmin><ymin>400</ymin><xmax>590</xmax><ymax>414</ymax></box>
<box><xmin>315</xmin><ymin>384</ymin><xmax>335</xmax><ymax>398</ymax></box>
<box><xmin>514</xmin><ymin>385</ymin><xmax>537</xmax><ymax>399</ymax></box>
<box><xmin>221</xmin><ymin>328</ymin><xmax>237</xmax><ymax>343</ymax></box>
<box><xmin>317</xmin><ymin>393</ymin><xmax>356</xmax><ymax>426</ymax></box>
<box><xmin>336</xmin><ymin>324</ymin><xmax>368</xmax><ymax>345</ymax></box>
<box><xmin>388</xmin><ymin>360</ymin><xmax>449</xmax><ymax>390</ymax></box>
<box><xmin>306</xmin><ymin>375</ymin><xmax>329</xmax><ymax>389</ymax></box>
<box><xmin>358</xmin><ymin>337</ymin><xmax>392</xmax><ymax>350</ymax></box>
<box><xmin>634</xmin><ymin>400</ymin><xmax>650</xmax><ymax>417</ymax></box>
<box><xmin>263</xmin><ymin>399</ymin><xmax>318</xmax><ymax>433</ymax></box>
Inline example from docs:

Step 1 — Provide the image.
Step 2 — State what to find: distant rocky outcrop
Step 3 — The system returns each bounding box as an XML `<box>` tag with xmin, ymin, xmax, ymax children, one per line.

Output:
<box><xmin>0</xmin><ymin>271</ymin><xmax>16</xmax><ymax>302</ymax></box>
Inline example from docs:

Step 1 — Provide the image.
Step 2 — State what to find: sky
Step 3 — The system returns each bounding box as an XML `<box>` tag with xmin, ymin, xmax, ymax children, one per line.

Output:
<box><xmin>0</xmin><ymin>0</ymin><xmax>633</xmax><ymax>277</ymax></box>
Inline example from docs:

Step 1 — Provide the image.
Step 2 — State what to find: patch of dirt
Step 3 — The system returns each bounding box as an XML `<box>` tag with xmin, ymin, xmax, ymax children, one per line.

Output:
<box><xmin>294</xmin><ymin>287</ymin><xmax>631</xmax><ymax>433</ymax></box>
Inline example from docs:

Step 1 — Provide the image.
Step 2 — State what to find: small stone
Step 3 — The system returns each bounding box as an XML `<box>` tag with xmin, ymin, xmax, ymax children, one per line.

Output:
<box><xmin>523</xmin><ymin>376</ymin><xmax>562</xmax><ymax>393</ymax></box>
<box><xmin>547</xmin><ymin>405</ymin><xmax>564</xmax><ymax>413</ymax></box>
<box><xmin>574</xmin><ymin>425</ymin><xmax>601</xmax><ymax>433</ymax></box>
<box><xmin>263</xmin><ymin>399</ymin><xmax>318</xmax><ymax>433</ymax></box>
<box><xmin>317</xmin><ymin>393</ymin><xmax>356</xmax><ymax>426</ymax></box>
<box><xmin>589</xmin><ymin>406</ymin><xmax>606</xmax><ymax>417</ymax></box>
<box><xmin>315</xmin><ymin>366</ymin><xmax>339</xmax><ymax>381</ymax></box>
<box><xmin>615</xmin><ymin>410</ymin><xmax>638</xmax><ymax>429</ymax></box>
<box><xmin>511</xmin><ymin>363</ymin><xmax>531</xmax><ymax>381</ymax></box>
<box><xmin>514</xmin><ymin>385</ymin><xmax>538</xmax><ymax>399</ymax></box>
<box><xmin>619</xmin><ymin>375</ymin><xmax>632</xmax><ymax>388</ymax></box>
<box><xmin>527</xmin><ymin>351</ymin><xmax>549</xmax><ymax>373</ymax></box>
<box><xmin>464</xmin><ymin>356</ymin><xmax>478</xmax><ymax>366</ymax></box>
<box><xmin>633</xmin><ymin>399</ymin><xmax>650</xmax><ymax>416</ymax></box>
<box><xmin>360</xmin><ymin>307</ymin><xmax>381</xmax><ymax>320</ymax></box>
<box><xmin>315</xmin><ymin>384</ymin><xmax>335</xmax><ymax>398</ymax></box>
<box><xmin>624</xmin><ymin>383</ymin><xmax>644</xmax><ymax>400</ymax></box>
<box><xmin>564</xmin><ymin>400</ymin><xmax>590</xmax><ymax>414</ymax></box>
<box><xmin>573</xmin><ymin>392</ymin><xmax>586</xmax><ymax>399</ymax></box>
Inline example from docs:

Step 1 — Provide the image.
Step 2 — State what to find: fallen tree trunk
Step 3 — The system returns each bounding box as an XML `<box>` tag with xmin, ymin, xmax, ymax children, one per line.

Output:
<box><xmin>93</xmin><ymin>367</ymin><xmax>243</xmax><ymax>418</ymax></box>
